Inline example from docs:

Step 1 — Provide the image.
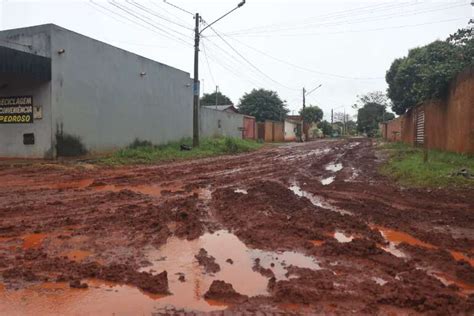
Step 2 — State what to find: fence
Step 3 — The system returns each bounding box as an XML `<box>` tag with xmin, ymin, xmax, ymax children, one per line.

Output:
<box><xmin>381</xmin><ymin>66</ymin><xmax>473</xmax><ymax>154</ymax></box>
<box><xmin>257</xmin><ymin>120</ymin><xmax>284</xmax><ymax>142</ymax></box>
<box><xmin>243</xmin><ymin>116</ymin><xmax>257</xmax><ymax>140</ymax></box>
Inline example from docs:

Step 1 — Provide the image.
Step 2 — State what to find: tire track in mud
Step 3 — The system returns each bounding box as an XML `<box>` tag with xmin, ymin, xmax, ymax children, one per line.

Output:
<box><xmin>0</xmin><ymin>138</ymin><xmax>473</xmax><ymax>315</ymax></box>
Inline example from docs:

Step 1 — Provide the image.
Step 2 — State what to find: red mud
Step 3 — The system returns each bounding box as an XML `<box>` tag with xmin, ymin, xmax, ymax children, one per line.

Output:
<box><xmin>0</xmin><ymin>138</ymin><xmax>473</xmax><ymax>314</ymax></box>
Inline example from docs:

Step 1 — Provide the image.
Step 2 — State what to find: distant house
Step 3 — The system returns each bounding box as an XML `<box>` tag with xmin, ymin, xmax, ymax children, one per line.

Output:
<box><xmin>202</xmin><ymin>105</ymin><xmax>239</xmax><ymax>113</ymax></box>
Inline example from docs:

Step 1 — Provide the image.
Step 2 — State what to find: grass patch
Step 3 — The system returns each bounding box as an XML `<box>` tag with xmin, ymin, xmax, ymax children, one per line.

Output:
<box><xmin>380</xmin><ymin>142</ymin><xmax>474</xmax><ymax>188</ymax></box>
<box><xmin>99</xmin><ymin>137</ymin><xmax>262</xmax><ymax>165</ymax></box>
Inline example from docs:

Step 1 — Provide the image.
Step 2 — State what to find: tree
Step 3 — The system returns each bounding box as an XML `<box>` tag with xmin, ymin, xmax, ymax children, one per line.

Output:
<box><xmin>353</xmin><ymin>91</ymin><xmax>390</xmax><ymax>109</ymax></box>
<box><xmin>357</xmin><ymin>103</ymin><xmax>395</xmax><ymax>137</ymax></box>
<box><xmin>299</xmin><ymin>105</ymin><xmax>323</xmax><ymax>124</ymax></box>
<box><xmin>200</xmin><ymin>91</ymin><xmax>233</xmax><ymax>106</ymax></box>
<box><xmin>238</xmin><ymin>89</ymin><xmax>289</xmax><ymax>122</ymax></box>
<box><xmin>386</xmin><ymin>25</ymin><xmax>473</xmax><ymax>115</ymax></box>
<box><xmin>318</xmin><ymin>120</ymin><xmax>333</xmax><ymax>137</ymax></box>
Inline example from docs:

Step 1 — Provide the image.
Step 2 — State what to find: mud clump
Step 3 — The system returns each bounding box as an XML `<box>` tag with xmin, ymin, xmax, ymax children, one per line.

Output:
<box><xmin>226</xmin><ymin>258</ymin><xmax>234</xmax><ymax>264</ymax></box>
<box><xmin>204</xmin><ymin>280</ymin><xmax>248</xmax><ymax>304</ymax></box>
<box><xmin>195</xmin><ymin>248</ymin><xmax>220</xmax><ymax>273</ymax></box>
<box><xmin>69</xmin><ymin>279</ymin><xmax>88</xmax><ymax>289</ymax></box>
<box><xmin>2</xmin><ymin>267</ymin><xmax>39</xmax><ymax>282</ymax></box>
<box><xmin>253</xmin><ymin>258</ymin><xmax>275</xmax><ymax>278</ymax></box>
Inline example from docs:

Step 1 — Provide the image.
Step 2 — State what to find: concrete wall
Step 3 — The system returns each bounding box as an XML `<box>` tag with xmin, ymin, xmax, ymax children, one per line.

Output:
<box><xmin>0</xmin><ymin>25</ymin><xmax>53</xmax><ymax>158</ymax></box>
<box><xmin>49</xmin><ymin>25</ymin><xmax>193</xmax><ymax>153</ymax></box>
<box><xmin>0</xmin><ymin>76</ymin><xmax>52</xmax><ymax>158</ymax></box>
<box><xmin>284</xmin><ymin>120</ymin><xmax>298</xmax><ymax>141</ymax></box>
<box><xmin>200</xmin><ymin>107</ymin><xmax>244</xmax><ymax>139</ymax></box>
<box><xmin>0</xmin><ymin>24</ymin><xmax>194</xmax><ymax>157</ymax></box>
<box><xmin>396</xmin><ymin>67</ymin><xmax>473</xmax><ymax>154</ymax></box>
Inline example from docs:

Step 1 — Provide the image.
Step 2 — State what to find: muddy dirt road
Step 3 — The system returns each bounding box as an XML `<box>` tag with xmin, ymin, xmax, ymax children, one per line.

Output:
<box><xmin>0</xmin><ymin>138</ymin><xmax>473</xmax><ymax>315</ymax></box>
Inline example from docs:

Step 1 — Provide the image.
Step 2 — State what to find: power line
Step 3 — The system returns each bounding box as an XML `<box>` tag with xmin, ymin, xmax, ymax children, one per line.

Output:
<box><xmin>226</xmin><ymin>1</ymin><xmax>417</xmax><ymax>35</ymax></box>
<box><xmin>223</xmin><ymin>2</ymin><xmax>467</xmax><ymax>37</ymax></box>
<box><xmin>206</xmin><ymin>25</ymin><xmax>299</xmax><ymax>91</ymax></box>
<box><xmin>222</xmin><ymin>16</ymin><xmax>469</xmax><ymax>38</ymax></box>
<box><xmin>125</xmin><ymin>0</ymin><xmax>193</xmax><ymax>30</ymax></box>
<box><xmin>162</xmin><ymin>0</ymin><xmax>194</xmax><ymax>17</ymax></box>
<box><xmin>108</xmin><ymin>0</ymin><xmax>192</xmax><ymax>44</ymax></box>
<box><xmin>90</xmin><ymin>0</ymin><xmax>191</xmax><ymax>48</ymax></box>
<box><xmin>148</xmin><ymin>0</ymin><xmax>190</xmax><ymax>25</ymax></box>
<box><xmin>201</xmin><ymin>40</ymin><xmax>216</xmax><ymax>87</ymax></box>
<box><xmin>223</xmin><ymin>33</ymin><xmax>383</xmax><ymax>80</ymax></box>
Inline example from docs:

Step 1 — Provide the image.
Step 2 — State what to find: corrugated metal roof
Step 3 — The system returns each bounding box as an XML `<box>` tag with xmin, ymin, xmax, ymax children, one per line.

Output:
<box><xmin>0</xmin><ymin>46</ymin><xmax>51</xmax><ymax>81</ymax></box>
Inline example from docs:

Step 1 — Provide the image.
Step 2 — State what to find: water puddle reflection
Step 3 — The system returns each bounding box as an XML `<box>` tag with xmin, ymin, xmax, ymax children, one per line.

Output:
<box><xmin>140</xmin><ymin>230</ymin><xmax>320</xmax><ymax>312</ymax></box>
<box><xmin>0</xmin><ymin>280</ymin><xmax>167</xmax><ymax>315</ymax></box>
<box><xmin>289</xmin><ymin>181</ymin><xmax>353</xmax><ymax>216</ymax></box>
<box><xmin>321</xmin><ymin>177</ymin><xmax>335</xmax><ymax>186</ymax></box>
<box><xmin>334</xmin><ymin>231</ymin><xmax>353</xmax><ymax>243</ymax></box>
<box><xmin>234</xmin><ymin>189</ymin><xmax>248</xmax><ymax>195</ymax></box>
<box><xmin>325</xmin><ymin>163</ymin><xmax>343</xmax><ymax>172</ymax></box>
<box><xmin>23</xmin><ymin>233</ymin><xmax>48</xmax><ymax>250</ymax></box>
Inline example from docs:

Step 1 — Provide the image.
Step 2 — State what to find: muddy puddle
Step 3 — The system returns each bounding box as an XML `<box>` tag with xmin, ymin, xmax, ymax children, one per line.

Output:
<box><xmin>429</xmin><ymin>271</ymin><xmax>474</xmax><ymax>296</ymax></box>
<box><xmin>234</xmin><ymin>189</ymin><xmax>248</xmax><ymax>195</ymax></box>
<box><xmin>139</xmin><ymin>230</ymin><xmax>320</xmax><ymax>312</ymax></box>
<box><xmin>321</xmin><ymin>176</ymin><xmax>335</xmax><ymax>186</ymax></box>
<box><xmin>23</xmin><ymin>233</ymin><xmax>48</xmax><ymax>250</ymax></box>
<box><xmin>325</xmin><ymin>162</ymin><xmax>343</xmax><ymax>172</ymax></box>
<box><xmin>377</xmin><ymin>226</ymin><xmax>474</xmax><ymax>265</ymax></box>
<box><xmin>0</xmin><ymin>280</ymin><xmax>167</xmax><ymax>316</ymax></box>
<box><xmin>0</xmin><ymin>230</ymin><xmax>320</xmax><ymax>314</ymax></box>
<box><xmin>289</xmin><ymin>181</ymin><xmax>353</xmax><ymax>216</ymax></box>
<box><xmin>334</xmin><ymin>231</ymin><xmax>354</xmax><ymax>243</ymax></box>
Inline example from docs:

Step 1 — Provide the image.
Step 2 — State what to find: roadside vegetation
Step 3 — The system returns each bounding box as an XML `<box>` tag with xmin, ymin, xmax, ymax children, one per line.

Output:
<box><xmin>380</xmin><ymin>142</ymin><xmax>474</xmax><ymax>188</ymax></box>
<box><xmin>99</xmin><ymin>137</ymin><xmax>262</xmax><ymax>165</ymax></box>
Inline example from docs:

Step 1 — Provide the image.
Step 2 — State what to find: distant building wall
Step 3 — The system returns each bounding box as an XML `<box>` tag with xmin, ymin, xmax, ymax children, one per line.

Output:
<box><xmin>382</xmin><ymin>67</ymin><xmax>473</xmax><ymax>154</ymax></box>
<box><xmin>200</xmin><ymin>107</ymin><xmax>244</xmax><ymax>139</ymax></box>
<box><xmin>284</xmin><ymin>120</ymin><xmax>298</xmax><ymax>141</ymax></box>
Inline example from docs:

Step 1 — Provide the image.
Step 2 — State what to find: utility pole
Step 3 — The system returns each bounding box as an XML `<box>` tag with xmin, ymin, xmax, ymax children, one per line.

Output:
<box><xmin>302</xmin><ymin>87</ymin><xmax>306</xmax><ymax>110</ymax></box>
<box><xmin>331</xmin><ymin>109</ymin><xmax>334</xmax><ymax>125</ymax></box>
<box><xmin>343</xmin><ymin>108</ymin><xmax>346</xmax><ymax>136</ymax></box>
<box><xmin>215</xmin><ymin>85</ymin><xmax>219</xmax><ymax>109</ymax></box>
<box><xmin>164</xmin><ymin>0</ymin><xmax>246</xmax><ymax>148</ymax></box>
<box><xmin>193</xmin><ymin>13</ymin><xmax>200</xmax><ymax>147</ymax></box>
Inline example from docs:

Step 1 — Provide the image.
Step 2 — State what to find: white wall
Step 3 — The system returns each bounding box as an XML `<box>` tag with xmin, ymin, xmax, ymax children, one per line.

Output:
<box><xmin>200</xmin><ymin>107</ymin><xmax>244</xmax><ymax>139</ymax></box>
<box><xmin>284</xmin><ymin>120</ymin><xmax>298</xmax><ymax>141</ymax></box>
<box><xmin>50</xmin><ymin>25</ymin><xmax>193</xmax><ymax>153</ymax></box>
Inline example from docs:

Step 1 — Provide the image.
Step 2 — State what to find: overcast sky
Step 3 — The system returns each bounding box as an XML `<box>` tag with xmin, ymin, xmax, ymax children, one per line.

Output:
<box><xmin>0</xmin><ymin>0</ymin><xmax>472</xmax><ymax>120</ymax></box>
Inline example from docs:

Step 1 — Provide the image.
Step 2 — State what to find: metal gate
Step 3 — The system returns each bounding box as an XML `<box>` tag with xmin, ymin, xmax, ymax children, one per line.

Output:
<box><xmin>415</xmin><ymin>109</ymin><xmax>425</xmax><ymax>145</ymax></box>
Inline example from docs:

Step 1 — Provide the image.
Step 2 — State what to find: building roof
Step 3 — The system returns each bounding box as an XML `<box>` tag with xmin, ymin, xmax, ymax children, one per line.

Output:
<box><xmin>202</xmin><ymin>105</ymin><xmax>239</xmax><ymax>113</ymax></box>
<box><xmin>0</xmin><ymin>46</ymin><xmax>51</xmax><ymax>81</ymax></box>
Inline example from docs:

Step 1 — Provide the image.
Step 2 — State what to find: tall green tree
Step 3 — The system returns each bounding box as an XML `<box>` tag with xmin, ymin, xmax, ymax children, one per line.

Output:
<box><xmin>357</xmin><ymin>103</ymin><xmax>394</xmax><ymax>137</ymax></box>
<box><xmin>200</xmin><ymin>91</ymin><xmax>233</xmax><ymax>106</ymax></box>
<box><xmin>238</xmin><ymin>89</ymin><xmax>289</xmax><ymax>122</ymax></box>
<box><xmin>353</xmin><ymin>91</ymin><xmax>390</xmax><ymax>109</ymax></box>
<box><xmin>299</xmin><ymin>105</ymin><xmax>323</xmax><ymax>124</ymax></box>
<box><xmin>318</xmin><ymin>120</ymin><xmax>333</xmax><ymax>136</ymax></box>
<box><xmin>386</xmin><ymin>25</ymin><xmax>473</xmax><ymax>115</ymax></box>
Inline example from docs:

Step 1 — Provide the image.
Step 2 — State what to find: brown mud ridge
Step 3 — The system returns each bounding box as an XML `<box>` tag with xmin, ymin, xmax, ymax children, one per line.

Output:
<box><xmin>0</xmin><ymin>138</ymin><xmax>473</xmax><ymax>315</ymax></box>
